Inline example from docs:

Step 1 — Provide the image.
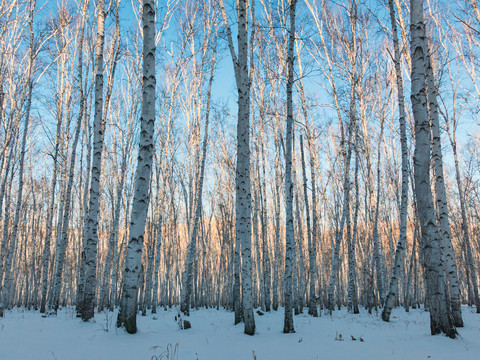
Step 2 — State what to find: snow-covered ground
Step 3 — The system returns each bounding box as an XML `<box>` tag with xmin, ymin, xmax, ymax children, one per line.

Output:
<box><xmin>1</xmin><ymin>305</ymin><xmax>479</xmax><ymax>360</ymax></box>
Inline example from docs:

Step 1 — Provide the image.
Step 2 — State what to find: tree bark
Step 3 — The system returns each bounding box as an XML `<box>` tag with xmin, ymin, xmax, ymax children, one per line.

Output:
<box><xmin>410</xmin><ymin>0</ymin><xmax>455</xmax><ymax>338</ymax></box>
<box><xmin>347</xmin><ymin>138</ymin><xmax>359</xmax><ymax>314</ymax></box>
<box><xmin>283</xmin><ymin>0</ymin><xmax>297</xmax><ymax>334</ymax></box>
<box><xmin>80</xmin><ymin>0</ymin><xmax>106</xmax><ymax>322</ymax></box>
<box><xmin>424</xmin><ymin>42</ymin><xmax>464</xmax><ymax>327</ymax></box>
<box><xmin>219</xmin><ymin>0</ymin><xmax>255</xmax><ymax>335</ymax></box>
<box><xmin>300</xmin><ymin>134</ymin><xmax>318</xmax><ymax>316</ymax></box>
<box><xmin>117</xmin><ymin>0</ymin><xmax>156</xmax><ymax>334</ymax></box>
<box><xmin>383</xmin><ymin>0</ymin><xmax>410</xmax><ymax>323</ymax></box>
<box><xmin>327</xmin><ymin>112</ymin><xmax>354</xmax><ymax>312</ymax></box>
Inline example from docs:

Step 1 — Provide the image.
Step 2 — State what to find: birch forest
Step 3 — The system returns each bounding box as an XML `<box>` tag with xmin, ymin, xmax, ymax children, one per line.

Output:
<box><xmin>2</xmin><ymin>0</ymin><xmax>480</xmax><ymax>345</ymax></box>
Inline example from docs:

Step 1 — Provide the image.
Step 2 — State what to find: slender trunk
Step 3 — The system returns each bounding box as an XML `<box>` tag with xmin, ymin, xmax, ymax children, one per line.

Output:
<box><xmin>405</xmin><ymin>229</ymin><xmax>417</xmax><ymax>312</ymax></box>
<box><xmin>260</xmin><ymin>143</ymin><xmax>271</xmax><ymax>311</ymax></box>
<box><xmin>382</xmin><ymin>0</ymin><xmax>409</xmax><ymax>322</ymax></box>
<box><xmin>327</xmin><ymin>115</ymin><xmax>354</xmax><ymax>312</ymax></box>
<box><xmin>293</xmin><ymin>158</ymin><xmax>305</xmax><ymax>314</ymax></box>
<box><xmin>233</xmin><ymin>222</ymin><xmax>242</xmax><ymax>323</ymax></box>
<box><xmin>347</xmin><ymin>140</ymin><xmax>359</xmax><ymax>314</ymax></box>
<box><xmin>39</xmin><ymin>113</ymin><xmax>62</xmax><ymax>314</ymax></box>
<box><xmin>446</xmin><ymin>124</ymin><xmax>479</xmax><ymax>314</ymax></box>
<box><xmin>253</xmin><ymin>190</ymin><xmax>265</xmax><ymax>310</ymax></box>
<box><xmin>76</xmin><ymin>76</ymin><xmax>93</xmax><ymax>315</ymax></box>
<box><xmin>372</xmin><ymin>119</ymin><xmax>385</xmax><ymax>306</ymax></box>
<box><xmin>51</xmin><ymin>94</ymin><xmax>83</xmax><ymax>312</ymax></box>
<box><xmin>425</xmin><ymin>43</ymin><xmax>464</xmax><ymax>326</ymax></box>
<box><xmin>273</xmin><ymin>139</ymin><xmax>281</xmax><ymax>312</ymax></box>
<box><xmin>117</xmin><ymin>0</ymin><xmax>156</xmax><ymax>334</ymax></box>
<box><xmin>410</xmin><ymin>0</ymin><xmax>455</xmax><ymax>337</ymax></box>
<box><xmin>151</xmin><ymin>215</ymin><xmax>162</xmax><ymax>313</ymax></box>
<box><xmin>283</xmin><ymin>2</ymin><xmax>297</xmax><ymax>334</ymax></box>
<box><xmin>80</xmin><ymin>0</ymin><xmax>106</xmax><ymax>321</ymax></box>
<box><xmin>108</xmin><ymin>144</ymin><xmax>130</xmax><ymax>310</ymax></box>
<box><xmin>220</xmin><ymin>0</ymin><xmax>256</xmax><ymax>335</ymax></box>
<box><xmin>299</xmin><ymin>135</ymin><xmax>317</xmax><ymax>316</ymax></box>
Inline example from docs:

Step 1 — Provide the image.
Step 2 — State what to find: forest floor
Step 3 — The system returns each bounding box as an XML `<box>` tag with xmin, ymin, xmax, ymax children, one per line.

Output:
<box><xmin>0</xmin><ymin>305</ymin><xmax>479</xmax><ymax>360</ymax></box>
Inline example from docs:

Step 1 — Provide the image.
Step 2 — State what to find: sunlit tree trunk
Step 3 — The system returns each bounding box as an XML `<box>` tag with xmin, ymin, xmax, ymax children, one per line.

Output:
<box><xmin>383</xmin><ymin>0</ymin><xmax>409</xmax><ymax>323</ymax></box>
<box><xmin>347</xmin><ymin>138</ymin><xmax>359</xmax><ymax>314</ymax></box>
<box><xmin>260</xmin><ymin>139</ymin><xmax>271</xmax><ymax>312</ymax></box>
<box><xmin>283</xmin><ymin>0</ymin><xmax>297</xmax><ymax>334</ymax></box>
<box><xmin>117</xmin><ymin>0</ymin><xmax>156</xmax><ymax>334</ymax></box>
<box><xmin>300</xmin><ymin>134</ymin><xmax>317</xmax><ymax>316</ymax></box>
<box><xmin>273</xmin><ymin>137</ymin><xmax>282</xmax><ymax>312</ymax></box>
<box><xmin>424</xmin><ymin>43</ymin><xmax>463</xmax><ymax>327</ymax></box>
<box><xmin>445</xmin><ymin>113</ymin><xmax>479</xmax><ymax>314</ymax></box>
<box><xmin>327</xmin><ymin>109</ymin><xmax>354</xmax><ymax>312</ymax></box>
<box><xmin>80</xmin><ymin>0</ymin><xmax>106</xmax><ymax>322</ymax></box>
<box><xmin>151</xmin><ymin>215</ymin><xmax>162</xmax><ymax>314</ymax></box>
<box><xmin>410</xmin><ymin>0</ymin><xmax>455</xmax><ymax>338</ymax></box>
<box><xmin>371</xmin><ymin>118</ymin><xmax>385</xmax><ymax>307</ymax></box>
<box><xmin>98</xmin><ymin>2</ymin><xmax>122</xmax><ymax>313</ymax></box>
<box><xmin>219</xmin><ymin>0</ymin><xmax>255</xmax><ymax>335</ymax></box>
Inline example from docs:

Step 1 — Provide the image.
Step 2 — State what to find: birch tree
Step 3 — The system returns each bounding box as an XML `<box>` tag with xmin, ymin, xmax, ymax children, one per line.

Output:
<box><xmin>382</xmin><ymin>0</ymin><xmax>410</xmax><ymax>323</ymax></box>
<box><xmin>79</xmin><ymin>0</ymin><xmax>106</xmax><ymax>321</ymax></box>
<box><xmin>424</xmin><ymin>42</ymin><xmax>464</xmax><ymax>328</ymax></box>
<box><xmin>410</xmin><ymin>0</ymin><xmax>455</xmax><ymax>338</ymax></box>
<box><xmin>117</xmin><ymin>0</ymin><xmax>157</xmax><ymax>334</ymax></box>
<box><xmin>219</xmin><ymin>0</ymin><xmax>256</xmax><ymax>335</ymax></box>
<box><xmin>283</xmin><ymin>0</ymin><xmax>297</xmax><ymax>334</ymax></box>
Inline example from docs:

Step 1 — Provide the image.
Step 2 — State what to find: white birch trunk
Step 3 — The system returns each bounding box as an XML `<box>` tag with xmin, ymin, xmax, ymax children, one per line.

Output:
<box><xmin>233</xmin><ymin>222</ymin><xmax>242</xmax><ymax>323</ymax></box>
<box><xmin>80</xmin><ymin>0</ymin><xmax>105</xmax><ymax>321</ymax></box>
<box><xmin>273</xmin><ymin>139</ymin><xmax>281</xmax><ymax>312</ymax></box>
<box><xmin>327</xmin><ymin>116</ymin><xmax>354</xmax><ymax>312</ymax></box>
<box><xmin>284</xmin><ymin>0</ymin><xmax>297</xmax><ymax>331</ymax></box>
<box><xmin>347</xmin><ymin>140</ymin><xmax>359</xmax><ymax>314</ymax></box>
<box><xmin>151</xmin><ymin>215</ymin><xmax>162</xmax><ymax>313</ymax></box>
<box><xmin>372</xmin><ymin>118</ymin><xmax>385</xmax><ymax>306</ymax></box>
<box><xmin>219</xmin><ymin>0</ymin><xmax>255</xmax><ymax>335</ymax></box>
<box><xmin>76</xmin><ymin>80</ymin><xmax>93</xmax><ymax>316</ymax></box>
<box><xmin>253</xmin><ymin>191</ymin><xmax>265</xmax><ymax>310</ymax></box>
<box><xmin>405</xmin><ymin>228</ymin><xmax>417</xmax><ymax>312</ymax></box>
<box><xmin>410</xmin><ymin>0</ymin><xmax>455</xmax><ymax>337</ymax></box>
<box><xmin>260</xmin><ymin>143</ymin><xmax>271</xmax><ymax>311</ymax></box>
<box><xmin>446</xmin><ymin>120</ymin><xmax>479</xmax><ymax>314</ymax></box>
<box><xmin>424</xmin><ymin>43</ymin><xmax>463</xmax><ymax>327</ymax></box>
<box><xmin>383</xmin><ymin>0</ymin><xmax>409</xmax><ymax>322</ymax></box>
<box><xmin>299</xmin><ymin>135</ymin><xmax>317</xmax><ymax>316</ymax></box>
<box><xmin>117</xmin><ymin>0</ymin><xmax>156</xmax><ymax>334</ymax></box>
<box><xmin>293</xmin><ymin>155</ymin><xmax>305</xmax><ymax>314</ymax></box>
<box><xmin>39</xmin><ymin>104</ymin><xmax>62</xmax><ymax>314</ymax></box>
